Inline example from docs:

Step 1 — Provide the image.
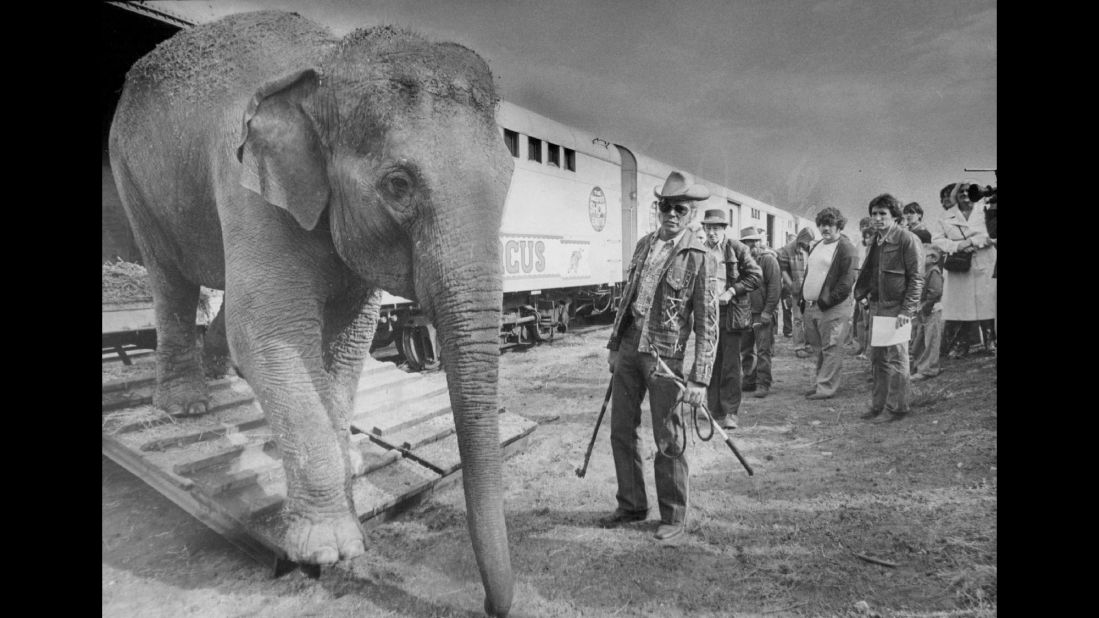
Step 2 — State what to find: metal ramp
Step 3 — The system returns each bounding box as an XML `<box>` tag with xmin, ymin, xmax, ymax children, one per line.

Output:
<box><xmin>101</xmin><ymin>357</ymin><xmax>537</xmax><ymax>576</ymax></box>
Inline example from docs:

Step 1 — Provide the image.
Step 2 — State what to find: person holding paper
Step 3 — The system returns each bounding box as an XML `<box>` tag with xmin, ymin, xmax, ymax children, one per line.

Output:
<box><xmin>799</xmin><ymin>207</ymin><xmax>859</xmax><ymax>400</ymax></box>
<box><xmin>854</xmin><ymin>194</ymin><xmax>924</xmax><ymax>422</ymax></box>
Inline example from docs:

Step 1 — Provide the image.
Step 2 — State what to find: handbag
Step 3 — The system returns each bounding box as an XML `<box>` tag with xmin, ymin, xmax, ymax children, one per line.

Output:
<box><xmin>942</xmin><ymin>227</ymin><xmax>972</xmax><ymax>272</ymax></box>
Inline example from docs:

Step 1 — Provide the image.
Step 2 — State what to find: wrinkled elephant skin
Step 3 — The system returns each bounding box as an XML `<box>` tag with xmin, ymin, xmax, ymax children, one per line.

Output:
<box><xmin>109</xmin><ymin>11</ymin><xmax>515</xmax><ymax>616</ymax></box>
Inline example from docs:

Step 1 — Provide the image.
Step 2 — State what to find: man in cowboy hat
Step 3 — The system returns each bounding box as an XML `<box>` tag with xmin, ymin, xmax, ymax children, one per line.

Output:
<box><xmin>739</xmin><ymin>226</ymin><xmax>782</xmax><ymax>399</ymax></box>
<box><xmin>700</xmin><ymin>209</ymin><xmax>762</xmax><ymax>428</ymax></box>
<box><xmin>601</xmin><ymin>171</ymin><xmax>723</xmax><ymax>544</ymax></box>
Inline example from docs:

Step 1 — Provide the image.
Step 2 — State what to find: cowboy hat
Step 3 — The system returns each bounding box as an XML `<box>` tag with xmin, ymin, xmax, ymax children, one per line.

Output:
<box><xmin>701</xmin><ymin>209</ymin><xmax>727</xmax><ymax>226</ymax></box>
<box><xmin>740</xmin><ymin>226</ymin><xmax>764</xmax><ymax>241</ymax></box>
<box><xmin>654</xmin><ymin>171</ymin><xmax>710</xmax><ymax>201</ymax></box>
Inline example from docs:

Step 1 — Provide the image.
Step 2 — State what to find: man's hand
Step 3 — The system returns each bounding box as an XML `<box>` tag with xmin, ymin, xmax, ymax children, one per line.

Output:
<box><xmin>718</xmin><ymin>288</ymin><xmax>735</xmax><ymax>305</ymax></box>
<box><xmin>760</xmin><ymin>313</ymin><xmax>772</xmax><ymax>325</ymax></box>
<box><xmin>681</xmin><ymin>380</ymin><xmax>707</xmax><ymax>406</ymax></box>
<box><xmin>607</xmin><ymin>349</ymin><xmax>618</xmax><ymax>374</ymax></box>
<box><xmin>896</xmin><ymin>314</ymin><xmax>911</xmax><ymax>329</ymax></box>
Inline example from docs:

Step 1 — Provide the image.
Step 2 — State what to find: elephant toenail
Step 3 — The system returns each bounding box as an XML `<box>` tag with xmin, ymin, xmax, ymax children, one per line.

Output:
<box><xmin>341</xmin><ymin>540</ymin><xmax>365</xmax><ymax>557</ymax></box>
<box><xmin>313</xmin><ymin>547</ymin><xmax>339</xmax><ymax>565</ymax></box>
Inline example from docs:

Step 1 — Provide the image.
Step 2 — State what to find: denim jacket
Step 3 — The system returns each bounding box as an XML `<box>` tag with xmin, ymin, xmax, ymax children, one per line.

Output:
<box><xmin>607</xmin><ymin>231</ymin><xmax>721</xmax><ymax>385</ymax></box>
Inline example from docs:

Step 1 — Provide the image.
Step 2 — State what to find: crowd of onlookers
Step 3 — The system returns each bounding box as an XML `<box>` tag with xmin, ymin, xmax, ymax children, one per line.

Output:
<box><xmin>693</xmin><ymin>180</ymin><xmax>996</xmax><ymax>424</ymax></box>
<box><xmin>600</xmin><ymin>171</ymin><xmax>996</xmax><ymax>544</ymax></box>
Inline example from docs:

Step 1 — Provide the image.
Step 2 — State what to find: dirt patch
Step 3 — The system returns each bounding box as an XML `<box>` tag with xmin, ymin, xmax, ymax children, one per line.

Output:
<box><xmin>102</xmin><ymin>317</ymin><xmax>996</xmax><ymax>617</ymax></box>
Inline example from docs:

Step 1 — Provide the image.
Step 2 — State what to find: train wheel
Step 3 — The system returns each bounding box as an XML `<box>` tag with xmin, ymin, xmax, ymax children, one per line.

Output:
<box><xmin>592</xmin><ymin>292</ymin><xmax>614</xmax><ymax>315</ymax></box>
<box><xmin>534</xmin><ymin>312</ymin><xmax>555</xmax><ymax>342</ymax></box>
<box><xmin>399</xmin><ymin>324</ymin><xmax>440</xmax><ymax>372</ymax></box>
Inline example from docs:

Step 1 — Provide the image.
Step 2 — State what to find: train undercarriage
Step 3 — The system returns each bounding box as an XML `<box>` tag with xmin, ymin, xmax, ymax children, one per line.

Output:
<box><xmin>103</xmin><ymin>283</ymin><xmax>624</xmax><ymax>373</ymax></box>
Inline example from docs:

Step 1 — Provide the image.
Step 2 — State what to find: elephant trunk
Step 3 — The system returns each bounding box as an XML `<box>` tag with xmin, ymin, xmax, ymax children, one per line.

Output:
<box><xmin>418</xmin><ymin>224</ymin><xmax>513</xmax><ymax>617</ymax></box>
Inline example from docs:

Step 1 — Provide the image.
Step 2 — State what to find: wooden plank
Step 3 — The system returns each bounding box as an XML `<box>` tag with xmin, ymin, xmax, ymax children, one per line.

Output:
<box><xmin>102</xmin><ymin>306</ymin><xmax>156</xmax><ymax>333</ymax></box>
<box><xmin>103</xmin><ymin>434</ymin><xmax>287</xmax><ymax>569</ymax></box>
<box><xmin>185</xmin><ymin>434</ymin><xmax>401</xmax><ymax>499</ymax></box>
<box><xmin>355</xmin><ymin>362</ymin><xmax>413</xmax><ymax>386</ymax></box>
<box><xmin>394</xmin><ymin>411</ymin><xmax>538</xmax><ymax>477</ymax></box>
<box><xmin>351</xmin><ymin>390</ymin><xmax>452</xmax><ymax>436</ymax></box>
<box><xmin>101</xmin><ymin>374</ymin><xmax>156</xmax><ymax>394</ymax></box>
<box><xmin>350</xmin><ymin>433</ymin><xmax>403</xmax><ymax>476</ymax></box>
<box><xmin>351</xmin><ymin>457</ymin><xmax>441</xmax><ymax>520</ymax></box>
<box><xmin>372</xmin><ymin>413</ymin><xmax>457</xmax><ymax>451</ymax></box>
<box><xmin>172</xmin><ymin>433</ymin><xmax>279</xmax><ymax>476</ymax></box>
<box><xmin>431</xmin><ymin>430</ymin><xmax>537</xmax><ymax>494</ymax></box>
<box><xmin>354</xmin><ymin>377</ymin><xmax>447</xmax><ymax>410</ymax></box>
<box><xmin>141</xmin><ymin>416</ymin><xmax>268</xmax><ymax>452</ymax></box>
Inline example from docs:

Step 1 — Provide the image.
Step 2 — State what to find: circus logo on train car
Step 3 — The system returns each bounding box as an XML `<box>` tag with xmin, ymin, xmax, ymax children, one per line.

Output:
<box><xmin>588</xmin><ymin>187</ymin><xmax>607</xmax><ymax>232</ymax></box>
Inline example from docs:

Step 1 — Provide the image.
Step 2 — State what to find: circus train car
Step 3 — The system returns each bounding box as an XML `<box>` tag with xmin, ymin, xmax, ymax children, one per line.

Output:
<box><xmin>378</xmin><ymin>101</ymin><xmax>810</xmax><ymax>370</ymax></box>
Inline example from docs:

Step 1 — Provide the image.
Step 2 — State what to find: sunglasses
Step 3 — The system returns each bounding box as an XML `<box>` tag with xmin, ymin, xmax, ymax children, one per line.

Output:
<box><xmin>658</xmin><ymin>201</ymin><xmax>691</xmax><ymax>216</ymax></box>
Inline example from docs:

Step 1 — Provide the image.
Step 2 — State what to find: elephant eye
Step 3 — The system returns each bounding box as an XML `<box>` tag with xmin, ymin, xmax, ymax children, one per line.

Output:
<box><xmin>382</xmin><ymin>170</ymin><xmax>414</xmax><ymax>205</ymax></box>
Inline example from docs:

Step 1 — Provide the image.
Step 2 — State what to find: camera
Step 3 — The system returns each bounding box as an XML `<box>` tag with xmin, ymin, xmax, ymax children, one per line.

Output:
<box><xmin>967</xmin><ymin>184</ymin><xmax>997</xmax><ymax>203</ymax></box>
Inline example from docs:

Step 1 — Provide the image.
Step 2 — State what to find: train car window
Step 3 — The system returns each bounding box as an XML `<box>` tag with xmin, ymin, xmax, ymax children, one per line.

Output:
<box><xmin>547</xmin><ymin>143</ymin><xmax>560</xmax><ymax>167</ymax></box>
<box><xmin>503</xmin><ymin>129</ymin><xmax>519</xmax><ymax>157</ymax></box>
<box><xmin>527</xmin><ymin>137</ymin><xmax>542</xmax><ymax>163</ymax></box>
<box><xmin>751</xmin><ymin>207</ymin><xmax>761</xmax><ymax>219</ymax></box>
<box><xmin>564</xmin><ymin>148</ymin><xmax>576</xmax><ymax>171</ymax></box>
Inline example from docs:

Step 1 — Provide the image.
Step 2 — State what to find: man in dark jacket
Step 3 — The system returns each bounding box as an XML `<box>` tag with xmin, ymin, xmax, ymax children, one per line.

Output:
<box><xmin>739</xmin><ymin>227</ymin><xmax>781</xmax><ymax>398</ymax></box>
<box><xmin>700</xmin><ymin>211</ymin><xmax>762</xmax><ymax>429</ymax></box>
<box><xmin>601</xmin><ymin>171</ymin><xmax>722</xmax><ymax>543</ymax></box>
<box><xmin>854</xmin><ymin>194</ymin><xmax>924</xmax><ymax>421</ymax></box>
<box><xmin>800</xmin><ymin>207</ymin><xmax>858</xmax><ymax>400</ymax></box>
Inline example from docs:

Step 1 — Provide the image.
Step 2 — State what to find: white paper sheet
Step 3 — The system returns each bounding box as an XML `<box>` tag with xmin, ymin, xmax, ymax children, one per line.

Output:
<box><xmin>870</xmin><ymin>316</ymin><xmax>912</xmax><ymax>347</ymax></box>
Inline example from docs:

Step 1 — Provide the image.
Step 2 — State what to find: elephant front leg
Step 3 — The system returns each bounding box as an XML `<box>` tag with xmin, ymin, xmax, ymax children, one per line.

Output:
<box><xmin>323</xmin><ymin>288</ymin><xmax>383</xmax><ymax>475</ymax></box>
<box><xmin>227</xmin><ymin>310</ymin><xmax>366</xmax><ymax>565</ymax></box>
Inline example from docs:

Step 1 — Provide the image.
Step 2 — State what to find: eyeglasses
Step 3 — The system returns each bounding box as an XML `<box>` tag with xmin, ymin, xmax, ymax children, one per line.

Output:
<box><xmin>658</xmin><ymin>201</ymin><xmax>691</xmax><ymax>216</ymax></box>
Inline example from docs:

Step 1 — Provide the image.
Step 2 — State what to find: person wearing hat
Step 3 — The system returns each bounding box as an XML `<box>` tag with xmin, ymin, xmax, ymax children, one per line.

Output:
<box><xmin>601</xmin><ymin>171</ymin><xmax>723</xmax><ymax>543</ymax></box>
<box><xmin>699</xmin><ymin>208</ymin><xmax>762</xmax><ymax>429</ymax></box>
<box><xmin>739</xmin><ymin>226</ymin><xmax>782</xmax><ymax>398</ymax></box>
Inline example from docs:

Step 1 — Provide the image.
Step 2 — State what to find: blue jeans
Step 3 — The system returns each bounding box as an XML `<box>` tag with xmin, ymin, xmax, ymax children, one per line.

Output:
<box><xmin>610</xmin><ymin>323</ymin><xmax>689</xmax><ymax>525</ymax></box>
<box><xmin>868</xmin><ymin>303</ymin><xmax>911</xmax><ymax>414</ymax></box>
<box><xmin>803</xmin><ymin>298</ymin><xmax>853</xmax><ymax>396</ymax></box>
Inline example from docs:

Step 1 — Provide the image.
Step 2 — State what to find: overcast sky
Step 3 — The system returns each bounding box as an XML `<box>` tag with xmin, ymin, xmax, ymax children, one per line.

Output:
<box><xmin>145</xmin><ymin>0</ymin><xmax>996</xmax><ymax>225</ymax></box>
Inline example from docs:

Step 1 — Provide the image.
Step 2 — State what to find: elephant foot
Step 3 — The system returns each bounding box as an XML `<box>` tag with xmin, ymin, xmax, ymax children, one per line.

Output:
<box><xmin>284</xmin><ymin>511</ymin><xmax>365</xmax><ymax>565</ymax></box>
<box><xmin>153</xmin><ymin>374</ymin><xmax>211</xmax><ymax>417</ymax></box>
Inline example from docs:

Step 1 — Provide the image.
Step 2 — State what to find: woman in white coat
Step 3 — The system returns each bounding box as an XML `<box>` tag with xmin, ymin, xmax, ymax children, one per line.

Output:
<box><xmin>932</xmin><ymin>182</ymin><xmax>997</xmax><ymax>357</ymax></box>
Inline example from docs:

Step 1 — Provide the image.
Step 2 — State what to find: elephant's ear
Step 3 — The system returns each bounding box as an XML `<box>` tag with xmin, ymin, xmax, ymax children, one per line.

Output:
<box><xmin>236</xmin><ymin>69</ymin><xmax>329</xmax><ymax>231</ymax></box>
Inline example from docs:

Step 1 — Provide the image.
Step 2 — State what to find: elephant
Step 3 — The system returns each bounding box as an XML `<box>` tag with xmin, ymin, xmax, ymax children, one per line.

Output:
<box><xmin>109</xmin><ymin>11</ymin><xmax>515</xmax><ymax>616</ymax></box>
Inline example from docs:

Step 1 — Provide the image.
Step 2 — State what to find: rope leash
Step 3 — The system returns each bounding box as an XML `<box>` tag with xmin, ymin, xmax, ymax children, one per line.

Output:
<box><xmin>648</xmin><ymin>347</ymin><xmax>753</xmax><ymax>475</ymax></box>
